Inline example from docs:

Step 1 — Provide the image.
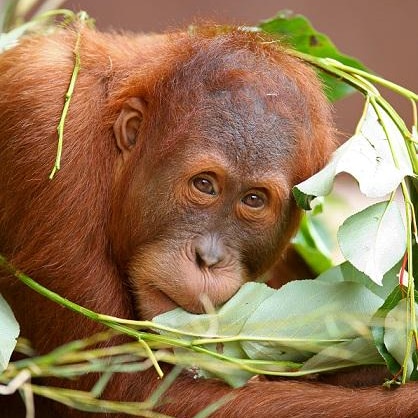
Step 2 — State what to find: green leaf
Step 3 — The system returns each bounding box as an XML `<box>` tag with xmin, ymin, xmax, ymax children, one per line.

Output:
<box><xmin>293</xmin><ymin>104</ymin><xmax>414</xmax><ymax>209</ymax></box>
<box><xmin>301</xmin><ymin>338</ymin><xmax>383</xmax><ymax>373</ymax></box>
<box><xmin>337</xmin><ymin>201</ymin><xmax>406</xmax><ymax>285</ymax></box>
<box><xmin>411</xmin><ymin>350</ymin><xmax>418</xmax><ymax>381</ymax></box>
<box><xmin>292</xmin><ymin>213</ymin><xmax>333</xmax><ymax>274</ymax></box>
<box><xmin>154</xmin><ymin>281</ymin><xmax>389</xmax><ymax>386</ymax></box>
<box><xmin>258</xmin><ymin>11</ymin><xmax>368</xmax><ymax>101</ymax></box>
<box><xmin>174</xmin><ymin>345</ymin><xmax>253</xmax><ymax>388</ymax></box>
<box><xmin>240</xmin><ymin>281</ymin><xmax>383</xmax><ymax>361</ymax></box>
<box><xmin>317</xmin><ymin>260</ymin><xmax>400</xmax><ymax>300</ymax></box>
<box><xmin>154</xmin><ymin>283</ymin><xmax>275</xmax><ymax>338</ymax></box>
<box><xmin>384</xmin><ymin>299</ymin><xmax>418</xmax><ymax>379</ymax></box>
<box><xmin>0</xmin><ymin>294</ymin><xmax>19</xmax><ymax>371</ymax></box>
<box><xmin>371</xmin><ymin>287</ymin><xmax>404</xmax><ymax>376</ymax></box>
<box><xmin>292</xmin><ymin>187</ymin><xmax>315</xmax><ymax>211</ymax></box>
<box><xmin>154</xmin><ymin>283</ymin><xmax>275</xmax><ymax>386</ymax></box>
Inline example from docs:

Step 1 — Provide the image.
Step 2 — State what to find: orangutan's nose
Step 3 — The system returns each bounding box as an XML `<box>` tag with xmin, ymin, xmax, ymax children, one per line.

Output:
<box><xmin>193</xmin><ymin>234</ymin><xmax>226</xmax><ymax>268</ymax></box>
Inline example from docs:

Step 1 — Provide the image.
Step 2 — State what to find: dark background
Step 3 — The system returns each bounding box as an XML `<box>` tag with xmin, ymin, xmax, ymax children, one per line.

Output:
<box><xmin>64</xmin><ymin>0</ymin><xmax>418</xmax><ymax>138</ymax></box>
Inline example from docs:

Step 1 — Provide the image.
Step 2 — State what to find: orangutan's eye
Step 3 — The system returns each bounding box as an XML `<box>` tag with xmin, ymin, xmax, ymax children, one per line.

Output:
<box><xmin>241</xmin><ymin>192</ymin><xmax>266</xmax><ymax>209</ymax></box>
<box><xmin>192</xmin><ymin>176</ymin><xmax>217</xmax><ymax>195</ymax></box>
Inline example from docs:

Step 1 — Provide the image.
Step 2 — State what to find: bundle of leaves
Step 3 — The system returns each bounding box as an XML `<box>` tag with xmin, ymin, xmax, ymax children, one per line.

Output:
<box><xmin>153</xmin><ymin>267</ymin><xmax>416</xmax><ymax>387</ymax></box>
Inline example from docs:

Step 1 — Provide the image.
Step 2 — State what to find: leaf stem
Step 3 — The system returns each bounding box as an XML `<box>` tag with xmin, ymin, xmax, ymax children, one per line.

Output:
<box><xmin>371</xmin><ymin>102</ymin><xmax>417</xmax><ymax>383</ymax></box>
<box><xmin>285</xmin><ymin>50</ymin><xmax>371</xmax><ymax>95</ymax></box>
<box><xmin>322</xmin><ymin>58</ymin><xmax>418</xmax><ymax>101</ymax></box>
<box><xmin>411</xmin><ymin>99</ymin><xmax>418</xmax><ymax>129</ymax></box>
<box><xmin>370</xmin><ymin>98</ymin><xmax>402</xmax><ymax>170</ymax></box>
<box><xmin>49</xmin><ymin>12</ymin><xmax>89</xmax><ymax>179</ymax></box>
<box><xmin>291</xmin><ymin>49</ymin><xmax>418</xmax><ymax>172</ymax></box>
<box><xmin>191</xmin><ymin>336</ymin><xmax>348</xmax><ymax>345</ymax></box>
<box><xmin>354</xmin><ymin>96</ymin><xmax>370</xmax><ymax>135</ymax></box>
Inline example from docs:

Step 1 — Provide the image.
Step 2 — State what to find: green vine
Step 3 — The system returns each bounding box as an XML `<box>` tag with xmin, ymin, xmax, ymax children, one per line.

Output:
<box><xmin>49</xmin><ymin>11</ymin><xmax>91</xmax><ymax>179</ymax></box>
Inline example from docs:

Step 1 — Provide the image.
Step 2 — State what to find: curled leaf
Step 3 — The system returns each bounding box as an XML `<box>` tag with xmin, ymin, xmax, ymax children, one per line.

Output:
<box><xmin>293</xmin><ymin>104</ymin><xmax>413</xmax><ymax>209</ymax></box>
<box><xmin>301</xmin><ymin>338</ymin><xmax>383</xmax><ymax>373</ymax></box>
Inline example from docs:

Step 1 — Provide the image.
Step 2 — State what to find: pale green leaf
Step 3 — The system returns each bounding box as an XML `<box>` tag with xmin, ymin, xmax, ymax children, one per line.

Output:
<box><xmin>317</xmin><ymin>260</ymin><xmax>400</xmax><ymax>299</ymax></box>
<box><xmin>241</xmin><ymin>281</ymin><xmax>382</xmax><ymax>361</ymax></box>
<box><xmin>384</xmin><ymin>299</ymin><xmax>418</xmax><ymax>379</ymax></box>
<box><xmin>173</xmin><ymin>345</ymin><xmax>253</xmax><ymax>388</ymax></box>
<box><xmin>0</xmin><ymin>294</ymin><xmax>19</xmax><ymax>371</ymax></box>
<box><xmin>293</xmin><ymin>104</ymin><xmax>413</xmax><ymax>209</ymax></box>
<box><xmin>293</xmin><ymin>162</ymin><xmax>336</xmax><ymax>209</ymax></box>
<box><xmin>154</xmin><ymin>283</ymin><xmax>275</xmax><ymax>386</ymax></box>
<box><xmin>301</xmin><ymin>338</ymin><xmax>383</xmax><ymax>373</ymax></box>
<box><xmin>154</xmin><ymin>283</ymin><xmax>275</xmax><ymax>338</ymax></box>
<box><xmin>337</xmin><ymin>201</ymin><xmax>406</xmax><ymax>285</ymax></box>
<box><xmin>154</xmin><ymin>281</ymin><xmax>385</xmax><ymax>386</ymax></box>
<box><xmin>370</xmin><ymin>286</ymin><xmax>404</xmax><ymax>376</ymax></box>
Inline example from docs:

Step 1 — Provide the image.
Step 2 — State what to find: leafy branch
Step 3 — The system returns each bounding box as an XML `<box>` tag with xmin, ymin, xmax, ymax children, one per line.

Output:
<box><xmin>277</xmin><ymin>20</ymin><xmax>418</xmax><ymax>382</ymax></box>
<box><xmin>0</xmin><ymin>255</ymin><xmax>305</xmax><ymax>381</ymax></box>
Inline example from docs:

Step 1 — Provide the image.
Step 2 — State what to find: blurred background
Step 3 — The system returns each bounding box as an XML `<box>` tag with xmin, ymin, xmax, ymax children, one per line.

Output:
<box><xmin>60</xmin><ymin>0</ymin><xmax>418</xmax><ymax>139</ymax></box>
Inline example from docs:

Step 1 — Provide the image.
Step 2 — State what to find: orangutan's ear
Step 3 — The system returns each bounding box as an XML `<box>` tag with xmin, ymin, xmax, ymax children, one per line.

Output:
<box><xmin>113</xmin><ymin>97</ymin><xmax>146</xmax><ymax>156</ymax></box>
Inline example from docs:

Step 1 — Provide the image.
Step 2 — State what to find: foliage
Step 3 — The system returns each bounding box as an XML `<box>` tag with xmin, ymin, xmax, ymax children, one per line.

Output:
<box><xmin>0</xmin><ymin>0</ymin><xmax>67</xmax><ymax>32</ymax></box>
<box><xmin>258</xmin><ymin>11</ymin><xmax>368</xmax><ymax>102</ymax></box>
<box><xmin>261</xmin><ymin>12</ymin><xmax>418</xmax><ymax>385</ymax></box>
<box><xmin>291</xmin><ymin>205</ymin><xmax>334</xmax><ymax>275</ymax></box>
<box><xmin>154</xmin><ymin>280</ymin><xmax>387</xmax><ymax>387</ymax></box>
<box><xmin>0</xmin><ymin>0</ymin><xmax>72</xmax><ymax>51</ymax></box>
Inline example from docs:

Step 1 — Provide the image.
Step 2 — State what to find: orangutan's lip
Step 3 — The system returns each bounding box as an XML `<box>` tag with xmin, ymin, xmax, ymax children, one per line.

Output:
<box><xmin>133</xmin><ymin>284</ymin><xmax>178</xmax><ymax>320</ymax></box>
<box><xmin>158</xmin><ymin>287</ymin><xmax>179</xmax><ymax>308</ymax></box>
<box><xmin>160</xmin><ymin>288</ymin><xmax>205</xmax><ymax>314</ymax></box>
<box><xmin>156</xmin><ymin>282</ymin><xmax>211</xmax><ymax>315</ymax></box>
